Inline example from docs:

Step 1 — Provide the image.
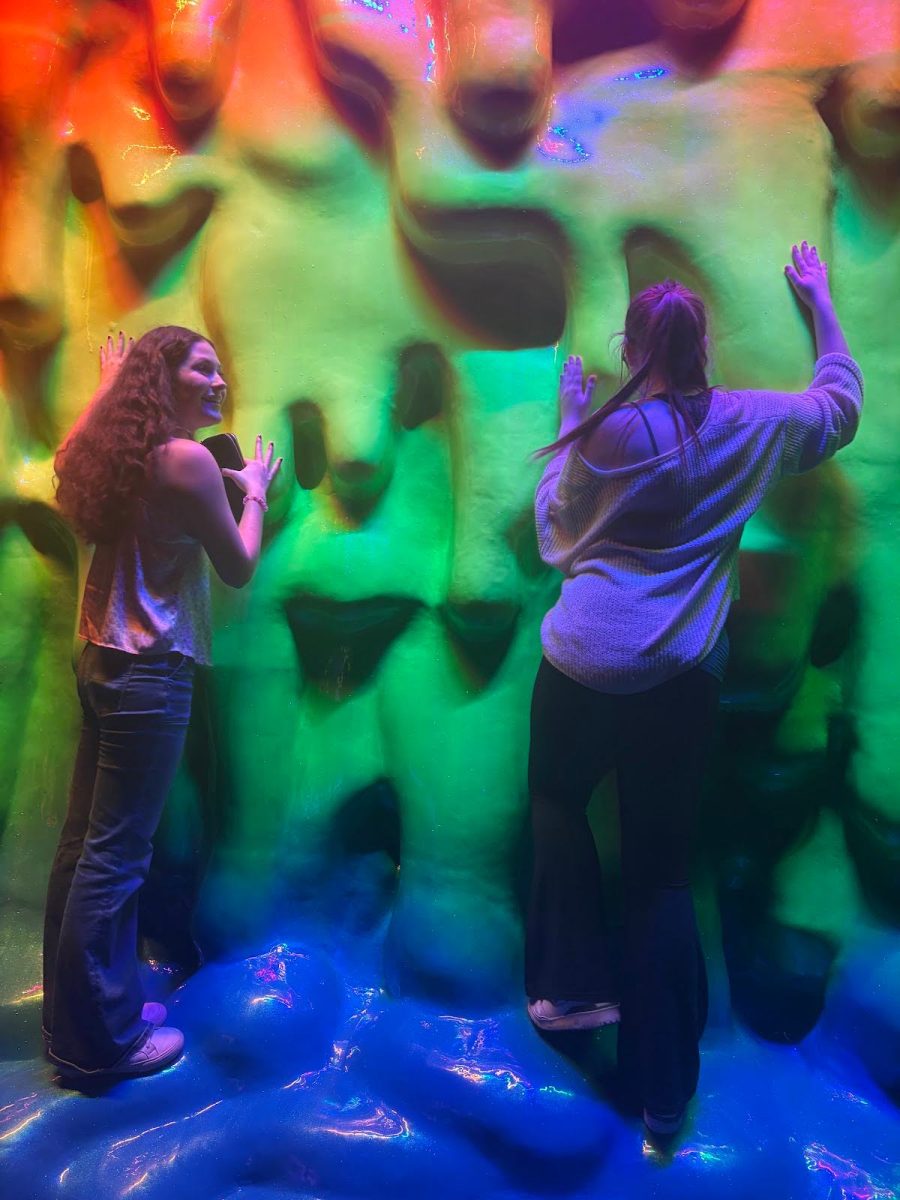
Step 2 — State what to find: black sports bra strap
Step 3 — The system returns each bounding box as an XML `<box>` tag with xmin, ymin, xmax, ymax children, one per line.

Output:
<box><xmin>624</xmin><ymin>402</ymin><xmax>661</xmax><ymax>457</ymax></box>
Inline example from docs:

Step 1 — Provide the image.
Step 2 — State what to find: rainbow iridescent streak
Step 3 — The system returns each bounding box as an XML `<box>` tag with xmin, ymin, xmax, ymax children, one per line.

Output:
<box><xmin>0</xmin><ymin>1093</ymin><xmax>45</xmax><ymax>1144</ymax></box>
<box><xmin>674</xmin><ymin>1142</ymin><xmax>734</xmax><ymax>1166</ymax></box>
<box><xmin>614</xmin><ymin>65</ymin><xmax>671</xmax><ymax>82</ymax></box>
<box><xmin>425</xmin><ymin>1015</ymin><xmax>533</xmax><ymax>1094</ymax></box>
<box><xmin>345</xmin><ymin>0</ymin><xmax>435</xmax><ymax>80</ymax></box>
<box><xmin>539</xmin><ymin>66</ymin><xmax>667</xmax><ymax>165</ymax></box>
<box><xmin>320</xmin><ymin>1097</ymin><xmax>412</xmax><ymax>1140</ymax></box>
<box><xmin>348</xmin><ymin>0</ymin><xmax>415</xmax><ymax>25</ymax></box>
<box><xmin>537</xmin><ymin>124</ymin><xmax>592</xmax><ymax>164</ymax></box>
<box><xmin>804</xmin><ymin>1143</ymin><xmax>899</xmax><ymax>1199</ymax></box>
<box><xmin>252</xmin><ymin>943</ymin><xmax>295</xmax><ymax>985</ymax></box>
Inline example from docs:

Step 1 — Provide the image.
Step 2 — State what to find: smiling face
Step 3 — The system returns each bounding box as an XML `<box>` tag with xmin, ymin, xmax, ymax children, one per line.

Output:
<box><xmin>172</xmin><ymin>339</ymin><xmax>227</xmax><ymax>433</ymax></box>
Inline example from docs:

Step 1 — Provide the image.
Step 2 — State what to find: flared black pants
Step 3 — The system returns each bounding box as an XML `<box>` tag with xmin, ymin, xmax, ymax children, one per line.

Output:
<box><xmin>526</xmin><ymin>656</ymin><xmax>719</xmax><ymax>1116</ymax></box>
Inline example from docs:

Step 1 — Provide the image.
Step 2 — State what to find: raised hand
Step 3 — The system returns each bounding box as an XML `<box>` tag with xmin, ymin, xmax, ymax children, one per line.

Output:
<box><xmin>98</xmin><ymin>331</ymin><xmax>134</xmax><ymax>391</ymax></box>
<box><xmin>785</xmin><ymin>241</ymin><xmax>832</xmax><ymax>311</ymax></box>
<box><xmin>558</xmin><ymin>355</ymin><xmax>597</xmax><ymax>434</ymax></box>
<box><xmin>222</xmin><ymin>433</ymin><xmax>283</xmax><ymax>501</ymax></box>
<box><xmin>786</xmin><ymin>241</ymin><xmax>850</xmax><ymax>357</ymax></box>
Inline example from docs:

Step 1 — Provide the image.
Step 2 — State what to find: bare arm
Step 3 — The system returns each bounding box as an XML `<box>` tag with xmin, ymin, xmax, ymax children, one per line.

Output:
<box><xmin>780</xmin><ymin>243</ymin><xmax>861</xmax><ymax>474</ymax></box>
<box><xmin>810</xmin><ymin>300</ymin><xmax>851</xmax><ymax>359</ymax></box>
<box><xmin>785</xmin><ymin>242</ymin><xmax>851</xmax><ymax>358</ymax></box>
<box><xmin>156</xmin><ymin>436</ymin><xmax>281</xmax><ymax>588</ymax></box>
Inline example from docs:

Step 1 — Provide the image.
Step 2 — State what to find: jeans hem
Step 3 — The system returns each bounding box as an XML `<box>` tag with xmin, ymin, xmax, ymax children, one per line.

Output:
<box><xmin>48</xmin><ymin>1020</ymin><xmax>153</xmax><ymax>1076</ymax></box>
<box><xmin>526</xmin><ymin>986</ymin><xmax>619</xmax><ymax>1003</ymax></box>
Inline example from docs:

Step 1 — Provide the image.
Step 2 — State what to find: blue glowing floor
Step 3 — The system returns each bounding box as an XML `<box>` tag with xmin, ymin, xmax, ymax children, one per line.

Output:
<box><xmin>2</xmin><ymin>945</ymin><xmax>898</xmax><ymax>1200</ymax></box>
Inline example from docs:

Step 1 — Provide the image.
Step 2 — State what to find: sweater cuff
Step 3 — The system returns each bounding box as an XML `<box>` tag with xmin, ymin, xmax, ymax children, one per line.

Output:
<box><xmin>813</xmin><ymin>352</ymin><xmax>864</xmax><ymax>389</ymax></box>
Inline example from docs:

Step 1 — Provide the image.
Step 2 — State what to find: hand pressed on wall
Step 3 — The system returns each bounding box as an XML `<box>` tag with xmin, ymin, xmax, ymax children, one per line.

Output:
<box><xmin>558</xmin><ymin>355</ymin><xmax>597</xmax><ymax>437</ymax></box>
<box><xmin>98</xmin><ymin>332</ymin><xmax>135</xmax><ymax>392</ymax></box>
<box><xmin>784</xmin><ymin>242</ymin><xmax>831</xmax><ymax>311</ymax></box>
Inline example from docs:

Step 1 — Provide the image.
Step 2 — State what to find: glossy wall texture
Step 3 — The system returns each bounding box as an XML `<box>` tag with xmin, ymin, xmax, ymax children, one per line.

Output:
<box><xmin>1</xmin><ymin>1</ymin><xmax>899</xmax><ymax>1196</ymax></box>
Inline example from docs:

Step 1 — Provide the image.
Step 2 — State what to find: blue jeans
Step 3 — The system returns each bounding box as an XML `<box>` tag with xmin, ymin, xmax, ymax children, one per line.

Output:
<box><xmin>43</xmin><ymin>643</ymin><xmax>194</xmax><ymax>1073</ymax></box>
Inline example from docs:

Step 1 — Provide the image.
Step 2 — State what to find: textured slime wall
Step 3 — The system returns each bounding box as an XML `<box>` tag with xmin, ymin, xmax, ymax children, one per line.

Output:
<box><xmin>1</xmin><ymin>1</ymin><xmax>899</xmax><ymax>1197</ymax></box>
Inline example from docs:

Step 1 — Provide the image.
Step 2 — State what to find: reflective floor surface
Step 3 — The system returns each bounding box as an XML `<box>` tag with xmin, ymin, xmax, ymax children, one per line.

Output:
<box><xmin>1</xmin><ymin>943</ymin><xmax>898</xmax><ymax>1200</ymax></box>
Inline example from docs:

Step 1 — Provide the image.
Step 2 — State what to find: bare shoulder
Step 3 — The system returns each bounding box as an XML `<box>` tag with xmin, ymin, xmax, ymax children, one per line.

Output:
<box><xmin>598</xmin><ymin>406</ymin><xmax>641</xmax><ymax>436</ymax></box>
<box><xmin>581</xmin><ymin>399</ymin><xmax>691</xmax><ymax>469</ymax></box>
<box><xmin>581</xmin><ymin>406</ymin><xmax>646</xmax><ymax>469</ymax></box>
<box><xmin>151</xmin><ymin>439</ymin><xmax>221</xmax><ymax>492</ymax></box>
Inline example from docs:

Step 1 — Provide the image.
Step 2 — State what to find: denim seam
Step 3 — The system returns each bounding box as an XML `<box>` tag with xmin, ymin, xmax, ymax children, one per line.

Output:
<box><xmin>114</xmin><ymin>656</ymin><xmax>137</xmax><ymax>715</ymax></box>
<box><xmin>48</xmin><ymin>1020</ymin><xmax>153</xmax><ymax>1076</ymax></box>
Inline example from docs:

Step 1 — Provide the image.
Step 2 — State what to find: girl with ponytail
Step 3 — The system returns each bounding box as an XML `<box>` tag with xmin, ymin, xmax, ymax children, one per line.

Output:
<box><xmin>44</xmin><ymin>327</ymin><xmax>282</xmax><ymax>1081</ymax></box>
<box><xmin>534</xmin><ymin>278</ymin><xmax>710</xmax><ymax>462</ymax></box>
<box><xmin>525</xmin><ymin>245</ymin><xmax>863</xmax><ymax>1137</ymax></box>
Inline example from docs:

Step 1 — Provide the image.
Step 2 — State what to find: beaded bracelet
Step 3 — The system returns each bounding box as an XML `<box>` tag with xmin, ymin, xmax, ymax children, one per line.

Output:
<box><xmin>242</xmin><ymin>493</ymin><xmax>269</xmax><ymax>512</ymax></box>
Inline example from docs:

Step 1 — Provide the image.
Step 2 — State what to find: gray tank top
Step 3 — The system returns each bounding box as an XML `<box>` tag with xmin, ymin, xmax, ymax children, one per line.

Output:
<box><xmin>79</xmin><ymin>488</ymin><xmax>211</xmax><ymax>665</ymax></box>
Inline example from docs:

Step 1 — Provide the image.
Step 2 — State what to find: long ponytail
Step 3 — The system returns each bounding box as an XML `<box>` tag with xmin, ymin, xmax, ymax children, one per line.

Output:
<box><xmin>534</xmin><ymin>280</ymin><xmax>709</xmax><ymax>458</ymax></box>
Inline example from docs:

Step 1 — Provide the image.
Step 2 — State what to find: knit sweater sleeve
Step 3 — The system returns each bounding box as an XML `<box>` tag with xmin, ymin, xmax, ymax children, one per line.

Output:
<box><xmin>778</xmin><ymin>353</ymin><xmax>864</xmax><ymax>476</ymax></box>
<box><xmin>534</xmin><ymin>446</ymin><xmax>602</xmax><ymax>572</ymax></box>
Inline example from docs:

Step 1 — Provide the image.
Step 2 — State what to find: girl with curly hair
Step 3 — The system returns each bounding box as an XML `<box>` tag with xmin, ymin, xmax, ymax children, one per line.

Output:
<box><xmin>44</xmin><ymin>325</ymin><xmax>281</xmax><ymax>1080</ymax></box>
<box><xmin>526</xmin><ymin>244</ymin><xmax>863</xmax><ymax>1136</ymax></box>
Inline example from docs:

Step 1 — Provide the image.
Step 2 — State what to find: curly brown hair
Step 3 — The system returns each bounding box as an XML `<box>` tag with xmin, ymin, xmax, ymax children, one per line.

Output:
<box><xmin>55</xmin><ymin>326</ymin><xmax>206</xmax><ymax>543</ymax></box>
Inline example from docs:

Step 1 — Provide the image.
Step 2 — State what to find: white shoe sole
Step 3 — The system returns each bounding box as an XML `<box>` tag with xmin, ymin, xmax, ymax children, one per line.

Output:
<box><xmin>528</xmin><ymin>1001</ymin><xmax>621</xmax><ymax>1031</ymax></box>
<box><xmin>55</xmin><ymin>1029</ymin><xmax>184</xmax><ymax>1079</ymax></box>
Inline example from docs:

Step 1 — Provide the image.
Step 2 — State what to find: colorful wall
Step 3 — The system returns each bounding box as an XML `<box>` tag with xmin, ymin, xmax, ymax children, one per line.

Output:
<box><xmin>1</xmin><ymin>1</ymin><xmax>899</xmax><ymax>1195</ymax></box>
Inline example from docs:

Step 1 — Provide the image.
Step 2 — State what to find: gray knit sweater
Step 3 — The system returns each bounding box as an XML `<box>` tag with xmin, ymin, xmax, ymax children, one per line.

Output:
<box><xmin>535</xmin><ymin>353</ymin><xmax>864</xmax><ymax>694</ymax></box>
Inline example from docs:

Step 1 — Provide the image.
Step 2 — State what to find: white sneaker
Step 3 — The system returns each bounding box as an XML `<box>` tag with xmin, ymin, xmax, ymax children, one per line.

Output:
<box><xmin>527</xmin><ymin>999</ymin><xmax>620</xmax><ymax>1031</ymax></box>
<box><xmin>107</xmin><ymin>1027</ymin><xmax>184</xmax><ymax>1077</ymax></box>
